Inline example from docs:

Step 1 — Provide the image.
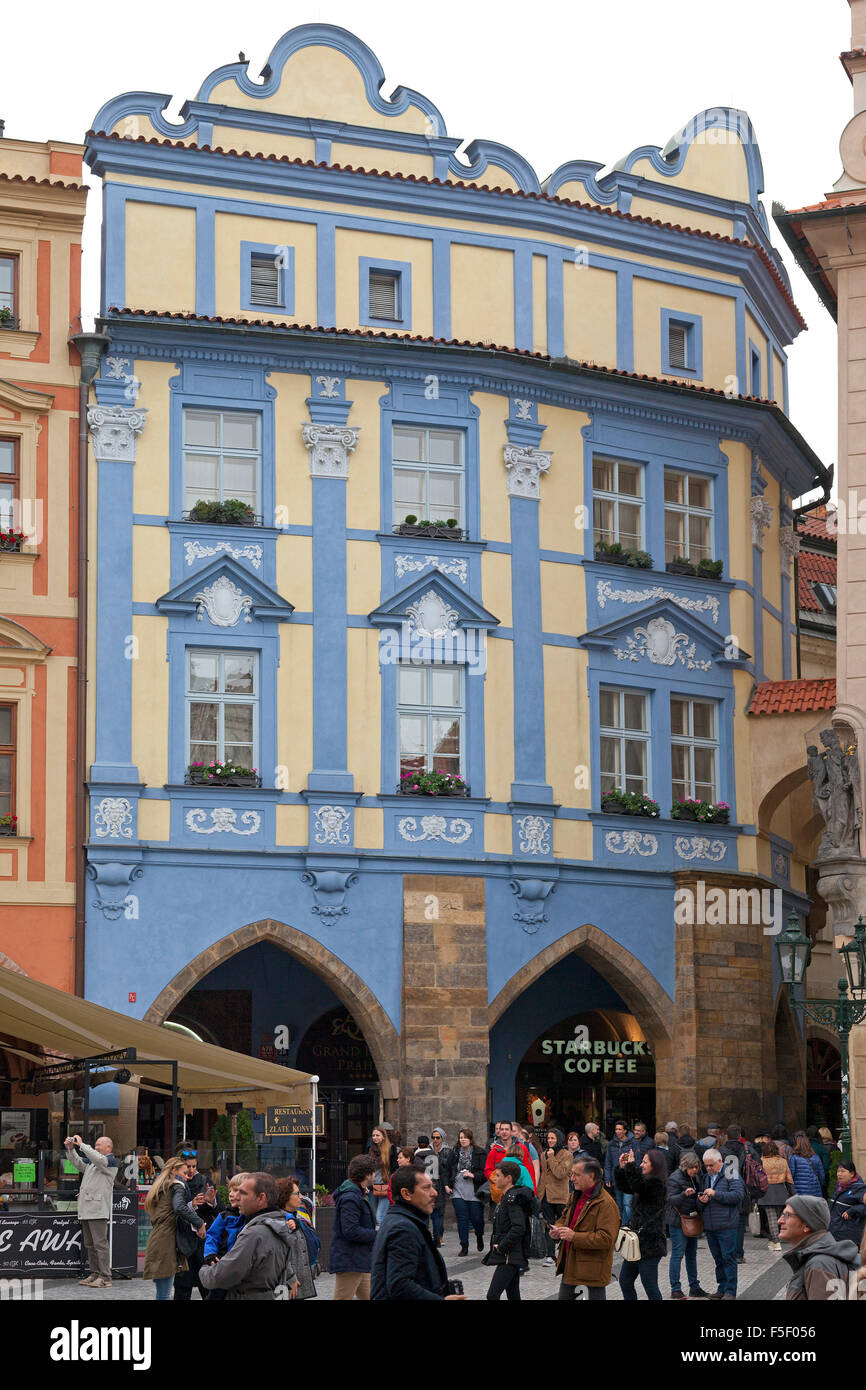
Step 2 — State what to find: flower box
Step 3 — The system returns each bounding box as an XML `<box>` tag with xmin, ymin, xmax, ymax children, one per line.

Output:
<box><xmin>398</xmin><ymin>771</ymin><xmax>470</xmax><ymax>797</ymax></box>
<box><xmin>395</xmin><ymin>518</ymin><xmax>465</xmax><ymax>541</ymax></box>
<box><xmin>185</xmin><ymin>499</ymin><xmax>261</xmax><ymax>527</ymax></box>
<box><xmin>600</xmin><ymin>791</ymin><xmax>660</xmax><ymax>818</ymax></box>
<box><xmin>594</xmin><ymin>545</ymin><xmax>653</xmax><ymax>568</ymax></box>
<box><xmin>0</xmin><ymin>820</ymin><xmax>17</xmax><ymax>836</ymax></box>
<box><xmin>0</xmin><ymin>313</ymin><xmax>19</xmax><ymax>331</ymax></box>
<box><xmin>0</xmin><ymin>531</ymin><xmax>26</xmax><ymax>553</ymax></box>
<box><xmin>666</xmin><ymin>560</ymin><xmax>697</xmax><ymax>577</ymax></box>
<box><xmin>671</xmin><ymin>799</ymin><xmax>730</xmax><ymax>824</ymax></box>
<box><xmin>595</xmin><ymin>548</ymin><xmax>631</xmax><ymax>566</ymax></box>
<box><xmin>186</xmin><ymin>761</ymin><xmax>261</xmax><ymax>788</ymax></box>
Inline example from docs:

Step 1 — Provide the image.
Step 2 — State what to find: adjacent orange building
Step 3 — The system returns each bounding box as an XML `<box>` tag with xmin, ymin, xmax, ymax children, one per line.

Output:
<box><xmin>0</xmin><ymin>136</ymin><xmax>87</xmax><ymax>991</ymax></box>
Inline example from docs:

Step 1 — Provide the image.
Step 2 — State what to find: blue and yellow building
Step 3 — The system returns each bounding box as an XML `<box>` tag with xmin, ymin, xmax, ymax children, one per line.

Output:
<box><xmin>81</xmin><ymin>24</ymin><xmax>828</xmax><ymax>1152</ymax></box>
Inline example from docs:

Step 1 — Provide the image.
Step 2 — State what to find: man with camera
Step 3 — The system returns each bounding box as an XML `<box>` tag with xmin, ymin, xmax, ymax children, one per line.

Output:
<box><xmin>371</xmin><ymin>1168</ymin><xmax>466</xmax><ymax>1300</ymax></box>
<box><xmin>63</xmin><ymin>1132</ymin><xmax>119</xmax><ymax>1288</ymax></box>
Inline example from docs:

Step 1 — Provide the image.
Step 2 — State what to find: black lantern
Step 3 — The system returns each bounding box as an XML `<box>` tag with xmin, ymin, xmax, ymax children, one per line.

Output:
<box><xmin>839</xmin><ymin>915</ymin><xmax>866</xmax><ymax>996</ymax></box>
<box><xmin>775</xmin><ymin>910</ymin><xmax>812</xmax><ymax>987</ymax></box>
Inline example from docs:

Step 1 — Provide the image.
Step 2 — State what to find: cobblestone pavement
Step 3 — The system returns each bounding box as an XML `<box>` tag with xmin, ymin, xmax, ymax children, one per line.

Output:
<box><xmin>37</xmin><ymin>1226</ymin><xmax>789</xmax><ymax>1301</ymax></box>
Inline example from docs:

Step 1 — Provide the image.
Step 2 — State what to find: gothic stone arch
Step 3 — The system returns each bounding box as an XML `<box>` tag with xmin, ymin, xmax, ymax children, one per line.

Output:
<box><xmin>489</xmin><ymin>923</ymin><xmax>676</xmax><ymax>1126</ymax></box>
<box><xmin>144</xmin><ymin>919</ymin><xmax>401</xmax><ymax>1106</ymax></box>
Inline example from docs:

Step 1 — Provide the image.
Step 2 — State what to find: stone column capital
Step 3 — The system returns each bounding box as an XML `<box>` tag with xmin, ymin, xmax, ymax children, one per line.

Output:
<box><xmin>301</xmin><ymin>422</ymin><xmax>359</xmax><ymax>479</ymax></box>
<box><xmin>87</xmin><ymin>403</ymin><xmax>147</xmax><ymax>461</ymax></box>
<box><xmin>503</xmin><ymin>443</ymin><xmax>552</xmax><ymax>499</ymax></box>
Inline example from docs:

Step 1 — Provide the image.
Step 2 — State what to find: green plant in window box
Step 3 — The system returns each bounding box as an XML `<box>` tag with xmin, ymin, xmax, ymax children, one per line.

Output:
<box><xmin>599</xmin><ymin>787</ymin><xmax>660</xmax><ymax>818</ymax></box>
<box><xmin>627</xmin><ymin>550</ymin><xmax>653</xmax><ymax>569</ymax></box>
<box><xmin>396</xmin><ymin>514</ymin><xmax>465</xmax><ymax>540</ymax></box>
<box><xmin>0</xmin><ymin>307</ymin><xmax>15</xmax><ymax>327</ymax></box>
<box><xmin>696</xmin><ymin>558</ymin><xmax>724</xmax><ymax>580</ymax></box>
<box><xmin>0</xmin><ymin>813</ymin><xmax>18</xmax><ymax>836</ymax></box>
<box><xmin>399</xmin><ymin>769</ymin><xmax>469</xmax><ymax>797</ymax></box>
<box><xmin>186</xmin><ymin>759</ymin><xmax>261</xmax><ymax>787</ymax></box>
<box><xmin>0</xmin><ymin>528</ymin><xmax>27</xmax><ymax>553</ymax></box>
<box><xmin>671</xmin><ymin>797</ymin><xmax>729</xmax><ymax>824</ymax></box>
<box><xmin>189</xmin><ymin>497</ymin><xmax>256</xmax><ymax>526</ymax></box>
<box><xmin>665</xmin><ymin>555</ymin><xmax>698</xmax><ymax>577</ymax></box>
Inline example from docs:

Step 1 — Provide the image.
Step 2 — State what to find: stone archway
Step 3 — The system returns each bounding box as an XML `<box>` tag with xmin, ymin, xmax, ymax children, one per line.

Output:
<box><xmin>489</xmin><ymin>923</ymin><xmax>675</xmax><ymax>1128</ymax></box>
<box><xmin>144</xmin><ymin>919</ymin><xmax>401</xmax><ymax>1104</ymax></box>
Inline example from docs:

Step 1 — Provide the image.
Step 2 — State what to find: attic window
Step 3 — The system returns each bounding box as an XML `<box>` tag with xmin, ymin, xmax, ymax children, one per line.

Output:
<box><xmin>249</xmin><ymin>253</ymin><xmax>281</xmax><ymax>307</ymax></box>
<box><xmin>668</xmin><ymin>321</ymin><xmax>689</xmax><ymax>370</ymax></box>
<box><xmin>813</xmin><ymin>582</ymin><xmax>837</xmax><ymax>612</ymax></box>
<box><xmin>369</xmin><ymin>270</ymin><xmax>399</xmax><ymax>321</ymax></box>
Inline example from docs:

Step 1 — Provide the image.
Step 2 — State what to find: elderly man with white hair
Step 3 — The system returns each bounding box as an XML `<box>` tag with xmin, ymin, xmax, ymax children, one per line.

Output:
<box><xmin>697</xmin><ymin>1147</ymin><xmax>745</xmax><ymax>1300</ymax></box>
<box><xmin>64</xmin><ymin>1132</ymin><xmax>119</xmax><ymax>1287</ymax></box>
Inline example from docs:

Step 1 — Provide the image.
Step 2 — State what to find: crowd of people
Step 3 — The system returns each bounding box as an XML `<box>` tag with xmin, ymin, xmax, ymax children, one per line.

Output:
<box><xmin>72</xmin><ymin>1119</ymin><xmax>866</xmax><ymax>1301</ymax></box>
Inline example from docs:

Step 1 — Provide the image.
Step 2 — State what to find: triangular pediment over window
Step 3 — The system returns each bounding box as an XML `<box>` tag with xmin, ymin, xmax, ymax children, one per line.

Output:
<box><xmin>368</xmin><ymin>571</ymin><xmax>499</xmax><ymax>634</ymax></box>
<box><xmin>155</xmin><ymin>557</ymin><xmax>294</xmax><ymax>624</ymax></box>
<box><xmin>579</xmin><ymin>599</ymin><xmax>750</xmax><ymax>670</ymax></box>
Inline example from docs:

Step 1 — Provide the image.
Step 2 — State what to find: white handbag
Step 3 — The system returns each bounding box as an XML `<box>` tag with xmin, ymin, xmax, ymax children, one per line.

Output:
<box><xmin>748</xmin><ymin>1204</ymin><xmax>762</xmax><ymax>1237</ymax></box>
<box><xmin>615</xmin><ymin>1226</ymin><xmax>641</xmax><ymax>1262</ymax></box>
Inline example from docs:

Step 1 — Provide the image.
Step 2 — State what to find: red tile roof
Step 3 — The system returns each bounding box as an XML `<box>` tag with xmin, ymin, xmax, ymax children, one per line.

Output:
<box><xmin>87</xmin><ymin>131</ymin><xmax>806</xmax><ymax>330</ymax></box>
<box><xmin>0</xmin><ymin>171</ymin><xmax>87</xmax><ymax>193</ymax></box>
<box><xmin>798</xmin><ymin>549</ymin><xmax>837</xmax><ymax>611</ymax></box>
<box><xmin>103</xmin><ymin>306</ymin><xmax>776</xmax><ymax>402</ymax></box>
<box><xmin>787</xmin><ymin>196</ymin><xmax>866</xmax><ymax>215</ymax></box>
<box><xmin>748</xmin><ymin>678</ymin><xmax>836</xmax><ymax>716</ymax></box>
<box><xmin>798</xmin><ymin>505</ymin><xmax>835</xmax><ymax>541</ymax></box>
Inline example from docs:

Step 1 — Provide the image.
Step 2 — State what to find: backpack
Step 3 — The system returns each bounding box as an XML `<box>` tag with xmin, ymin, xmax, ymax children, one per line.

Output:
<box><xmin>743</xmin><ymin>1151</ymin><xmax>768</xmax><ymax>1196</ymax></box>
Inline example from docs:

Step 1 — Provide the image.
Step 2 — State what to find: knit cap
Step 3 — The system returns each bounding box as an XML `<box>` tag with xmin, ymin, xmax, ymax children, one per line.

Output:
<box><xmin>786</xmin><ymin>1195</ymin><xmax>830</xmax><ymax>1232</ymax></box>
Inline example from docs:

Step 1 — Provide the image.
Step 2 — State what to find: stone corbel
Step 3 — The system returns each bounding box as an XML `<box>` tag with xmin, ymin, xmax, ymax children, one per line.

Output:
<box><xmin>750</xmin><ymin>495</ymin><xmax>773</xmax><ymax>548</ymax></box>
<box><xmin>300</xmin><ymin>868</ymin><xmax>359</xmax><ymax>917</ymax></box>
<box><xmin>88</xmin><ymin>404</ymin><xmax>148</xmax><ymax>461</ymax></box>
<box><xmin>87</xmin><ymin>861</ymin><xmax>144</xmax><ymax>920</ymax></box>
<box><xmin>778</xmin><ymin>525</ymin><xmax>800</xmax><ymax>574</ymax></box>
<box><xmin>509</xmin><ymin>877</ymin><xmax>556</xmax><ymax>932</ymax></box>
<box><xmin>301</xmin><ymin>423</ymin><xmax>359</xmax><ymax>479</ymax></box>
<box><xmin>815</xmin><ymin>859</ymin><xmax>866</xmax><ymax>939</ymax></box>
<box><xmin>503</xmin><ymin>444</ymin><xmax>552</xmax><ymax>499</ymax></box>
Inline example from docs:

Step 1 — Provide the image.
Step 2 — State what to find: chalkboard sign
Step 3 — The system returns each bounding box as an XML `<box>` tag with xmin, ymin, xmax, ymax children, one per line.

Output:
<box><xmin>265</xmin><ymin>1105</ymin><xmax>325</xmax><ymax>1137</ymax></box>
<box><xmin>0</xmin><ymin>1187</ymin><xmax>138</xmax><ymax>1277</ymax></box>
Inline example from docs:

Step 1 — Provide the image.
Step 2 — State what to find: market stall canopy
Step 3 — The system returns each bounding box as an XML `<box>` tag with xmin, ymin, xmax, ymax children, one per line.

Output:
<box><xmin>0</xmin><ymin>963</ymin><xmax>313</xmax><ymax>1113</ymax></box>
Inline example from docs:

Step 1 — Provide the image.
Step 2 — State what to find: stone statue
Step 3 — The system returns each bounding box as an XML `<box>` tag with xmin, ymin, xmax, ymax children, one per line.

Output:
<box><xmin>808</xmin><ymin>729</ymin><xmax>862</xmax><ymax>857</ymax></box>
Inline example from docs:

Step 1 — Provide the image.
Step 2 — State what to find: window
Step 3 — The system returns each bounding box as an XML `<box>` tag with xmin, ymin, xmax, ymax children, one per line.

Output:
<box><xmin>0</xmin><ymin>439</ymin><xmax>19</xmax><ymax>527</ymax></box>
<box><xmin>369</xmin><ymin>271</ymin><xmax>399</xmax><ymax>321</ymax></box>
<box><xmin>250</xmin><ymin>253</ymin><xmax>281</xmax><ymax>308</ymax></box>
<box><xmin>664</xmin><ymin>469</ymin><xmax>712</xmax><ymax>564</ymax></box>
<box><xmin>592</xmin><ymin>457</ymin><xmax>643</xmax><ymax>550</ymax></box>
<box><xmin>661</xmin><ymin>309</ymin><xmax>702</xmax><ymax>377</ymax></box>
<box><xmin>183</xmin><ymin>409</ymin><xmax>260</xmax><ymax>514</ymax></box>
<box><xmin>186</xmin><ymin>650</ymin><xmax>258</xmax><ymax>767</ymax></box>
<box><xmin>393</xmin><ymin>425</ymin><xmax>463</xmax><ymax>528</ymax></box>
<box><xmin>398</xmin><ymin>665</ymin><xmax>463</xmax><ymax>780</ymax></box>
<box><xmin>0</xmin><ymin>705</ymin><xmax>14</xmax><ymax>817</ymax></box>
<box><xmin>360</xmin><ymin>257</ymin><xmax>412</xmax><ymax>329</ymax></box>
<box><xmin>0</xmin><ymin>256</ymin><xmax>17</xmax><ymax>325</ymax></box>
<box><xmin>671</xmin><ymin>696</ymin><xmax>718</xmax><ymax>803</ymax></box>
<box><xmin>813</xmin><ymin>582</ymin><xmax>837</xmax><ymax>612</ymax></box>
<box><xmin>599</xmin><ymin>687</ymin><xmax>649</xmax><ymax>797</ymax></box>
<box><xmin>241</xmin><ymin>242</ymin><xmax>293</xmax><ymax>314</ymax></box>
<box><xmin>750</xmin><ymin>344</ymin><xmax>762</xmax><ymax>397</ymax></box>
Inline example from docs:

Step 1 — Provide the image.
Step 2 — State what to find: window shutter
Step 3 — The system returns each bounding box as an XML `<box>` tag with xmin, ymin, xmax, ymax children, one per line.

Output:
<box><xmin>249</xmin><ymin>254</ymin><xmax>281</xmax><ymax>307</ymax></box>
<box><xmin>668</xmin><ymin>322</ymin><xmax>688</xmax><ymax>370</ymax></box>
<box><xmin>369</xmin><ymin>271</ymin><xmax>399</xmax><ymax>320</ymax></box>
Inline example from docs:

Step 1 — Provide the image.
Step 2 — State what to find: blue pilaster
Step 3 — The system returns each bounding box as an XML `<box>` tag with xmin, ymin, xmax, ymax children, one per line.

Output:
<box><xmin>509</xmin><ymin>492</ymin><xmax>552</xmax><ymax>803</ymax></box>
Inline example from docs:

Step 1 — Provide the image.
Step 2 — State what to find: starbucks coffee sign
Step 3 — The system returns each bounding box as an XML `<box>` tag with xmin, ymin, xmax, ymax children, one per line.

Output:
<box><xmin>540</xmin><ymin>1025</ymin><xmax>652</xmax><ymax>1075</ymax></box>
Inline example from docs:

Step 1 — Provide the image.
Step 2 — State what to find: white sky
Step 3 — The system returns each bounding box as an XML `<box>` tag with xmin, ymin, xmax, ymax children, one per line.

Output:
<box><xmin>3</xmin><ymin>0</ymin><xmax>851</xmax><ymax>481</ymax></box>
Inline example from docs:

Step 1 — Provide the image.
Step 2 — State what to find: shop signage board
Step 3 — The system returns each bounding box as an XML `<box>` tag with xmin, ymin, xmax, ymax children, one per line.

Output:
<box><xmin>0</xmin><ymin>1188</ymin><xmax>138</xmax><ymax>1276</ymax></box>
<box><xmin>12</xmin><ymin>1161</ymin><xmax>36</xmax><ymax>1183</ymax></box>
<box><xmin>265</xmin><ymin>1105</ymin><xmax>325</xmax><ymax>1137</ymax></box>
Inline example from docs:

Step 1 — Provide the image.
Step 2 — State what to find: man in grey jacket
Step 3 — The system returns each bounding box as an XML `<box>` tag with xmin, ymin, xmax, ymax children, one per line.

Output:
<box><xmin>199</xmin><ymin>1172</ymin><xmax>299</xmax><ymax>1301</ymax></box>
<box><xmin>63</xmin><ymin>1133</ymin><xmax>119</xmax><ymax>1287</ymax></box>
<box><xmin>779</xmin><ymin>1195</ymin><xmax>862</xmax><ymax>1300</ymax></box>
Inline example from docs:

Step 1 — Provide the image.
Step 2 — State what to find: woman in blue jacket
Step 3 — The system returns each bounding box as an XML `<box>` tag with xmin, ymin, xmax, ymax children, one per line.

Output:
<box><xmin>789</xmin><ymin>1136</ymin><xmax>824</xmax><ymax>1196</ymax></box>
<box><xmin>329</xmin><ymin>1155</ymin><xmax>377</xmax><ymax>1300</ymax></box>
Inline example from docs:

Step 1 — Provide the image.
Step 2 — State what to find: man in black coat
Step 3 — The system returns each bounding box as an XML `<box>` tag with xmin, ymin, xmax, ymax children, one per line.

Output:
<box><xmin>484</xmin><ymin>1160</ymin><xmax>535</xmax><ymax>1301</ymax></box>
<box><xmin>371</xmin><ymin>1168</ymin><xmax>465</xmax><ymax>1300</ymax></box>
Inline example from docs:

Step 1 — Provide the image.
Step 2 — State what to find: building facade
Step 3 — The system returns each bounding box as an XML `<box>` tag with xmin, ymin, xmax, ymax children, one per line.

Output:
<box><xmin>0</xmin><ymin>136</ymin><xmax>87</xmax><ymax>993</ymax></box>
<box><xmin>82</xmin><ymin>24</ymin><xmax>827</xmax><ymax>1153</ymax></box>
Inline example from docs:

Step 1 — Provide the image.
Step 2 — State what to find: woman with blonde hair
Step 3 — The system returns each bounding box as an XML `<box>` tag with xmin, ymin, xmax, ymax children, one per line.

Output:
<box><xmin>142</xmin><ymin>1156</ymin><xmax>206</xmax><ymax>1299</ymax></box>
<box><xmin>368</xmin><ymin>1125</ymin><xmax>396</xmax><ymax>1226</ymax></box>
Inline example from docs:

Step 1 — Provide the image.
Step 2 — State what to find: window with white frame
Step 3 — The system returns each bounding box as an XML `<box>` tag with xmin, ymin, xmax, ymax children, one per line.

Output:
<box><xmin>183</xmin><ymin>409</ymin><xmax>261</xmax><ymax>514</ymax></box>
<box><xmin>663</xmin><ymin>469</ymin><xmax>712</xmax><ymax>564</ymax></box>
<box><xmin>393</xmin><ymin>425</ymin><xmax>464</xmax><ymax>528</ymax></box>
<box><xmin>599</xmin><ymin>687</ymin><xmax>650</xmax><ymax>797</ymax></box>
<box><xmin>592</xmin><ymin>457</ymin><xmax>644</xmax><ymax>551</ymax></box>
<box><xmin>398</xmin><ymin>664</ymin><xmax>463</xmax><ymax>780</ymax></box>
<box><xmin>670</xmin><ymin>695</ymin><xmax>718</xmax><ymax>803</ymax></box>
<box><xmin>187</xmin><ymin>649</ymin><xmax>258</xmax><ymax>769</ymax></box>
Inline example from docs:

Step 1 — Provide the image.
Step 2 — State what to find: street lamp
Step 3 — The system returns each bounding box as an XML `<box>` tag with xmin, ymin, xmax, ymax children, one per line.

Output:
<box><xmin>775</xmin><ymin>910</ymin><xmax>866</xmax><ymax>1162</ymax></box>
